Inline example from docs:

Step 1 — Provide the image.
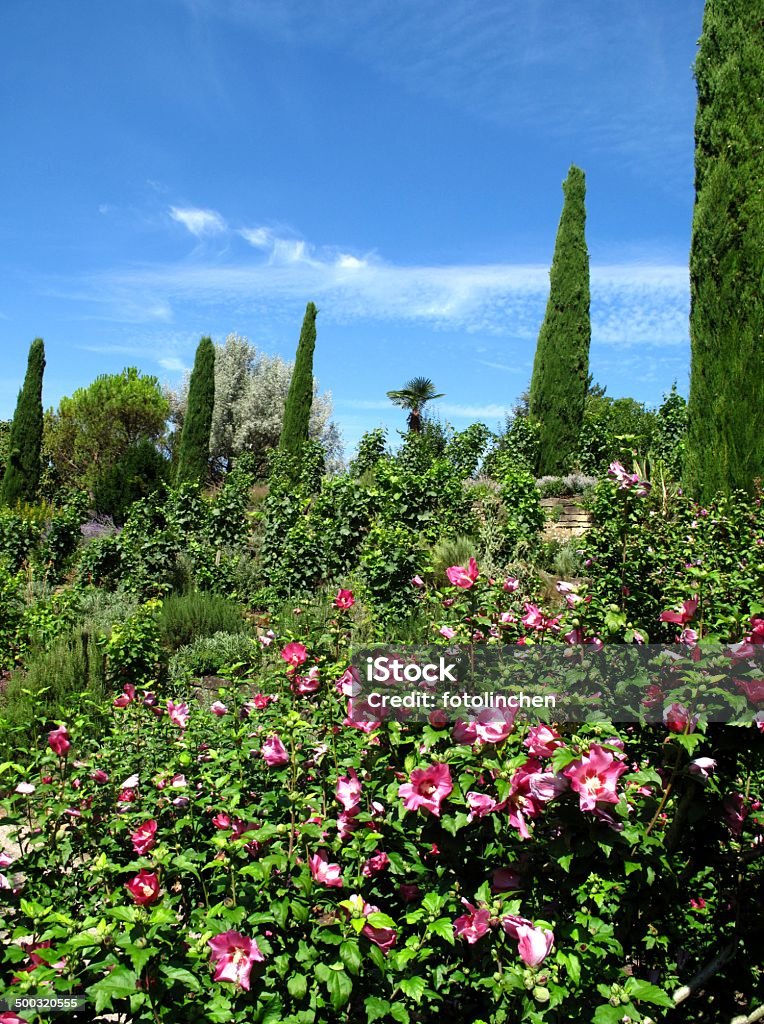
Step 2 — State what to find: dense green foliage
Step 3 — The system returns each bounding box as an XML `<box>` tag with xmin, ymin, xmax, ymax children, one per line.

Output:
<box><xmin>93</xmin><ymin>439</ymin><xmax>169</xmax><ymax>525</ymax></box>
<box><xmin>685</xmin><ymin>0</ymin><xmax>764</xmax><ymax>498</ymax></box>
<box><xmin>1</xmin><ymin>338</ymin><xmax>46</xmax><ymax>505</ymax></box>
<box><xmin>46</xmin><ymin>367</ymin><xmax>169</xmax><ymax>494</ymax></box>
<box><xmin>176</xmin><ymin>337</ymin><xmax>215</xmax><ymax>487</ymax></box>
<box><xmin>529</xmin><ymin>166</ymin><xmax>591</xmax><ymax>475</ymax></box>
<box><xmin>280</xmin><ymin>302</ymin><xmax>318</xmax><ymax>460</ymax></box>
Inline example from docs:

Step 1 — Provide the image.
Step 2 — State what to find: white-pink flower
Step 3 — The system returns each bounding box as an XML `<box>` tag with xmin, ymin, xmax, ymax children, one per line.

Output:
<box><xmin>516</xmin><ymin>923</ymin><xmax>554</xmax><ymax>966</ymax></box>
<box><xmin>261</xmin><ymin>734</ymin><xmax>289</xmax><ymax>767</ymax></box>
<box><xmin>208</xmin><ymin>930</ymin><xmax>264</xmax><ymax>990</ymax></box>
<box><xmin>309</xmin><ymin>849</ymin><xmax>344</xmax><ymax>887</ymax></box>
<box><xmin>167</xmin><ymin>700</ymin><xmax>190</xmax><ymax>729</ymax></box>
<box><xmin>336</xmin><ymin>768</ymin><xmax>362</xmax><ymax>813</ymax></box>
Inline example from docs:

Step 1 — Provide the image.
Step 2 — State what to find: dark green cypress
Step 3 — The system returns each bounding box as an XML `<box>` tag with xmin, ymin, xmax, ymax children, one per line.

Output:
<box><xmin>176</xmin><ymin>337</ymin><xmax>215</xmax><ymax>487</ymax></box>
<box><xmin>280</xmin><ymin>302</ymin><xmax>318</xmax><ymax>456</ymax></box>
<box><xmin>528</xmin><ymin>165</ymin><xmax>591</xmax><ymax>476</ymax></box>
<box><xmin>685</xmin><ymin>1</ymin><xmax>764</xmax><ymax>499</ymax></box>
<box><xmin>2</xmin><ymin>338</ymin><xmax>46</xmax><ymax>505</ymax></box>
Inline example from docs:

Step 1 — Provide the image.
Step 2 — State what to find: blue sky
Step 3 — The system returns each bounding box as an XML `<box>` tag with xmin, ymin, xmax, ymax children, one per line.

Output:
<box><xmin>0</xmin><ymin>0</ymin><xmax>704</xmax><ymax>454</ymax></box>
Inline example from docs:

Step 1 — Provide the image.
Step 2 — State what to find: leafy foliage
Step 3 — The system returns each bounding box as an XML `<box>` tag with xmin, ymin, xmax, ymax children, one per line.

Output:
<box><xmin>46</xmin><ymin>367</ymin><xmax>169</xmax><ymax>494</ymax></box>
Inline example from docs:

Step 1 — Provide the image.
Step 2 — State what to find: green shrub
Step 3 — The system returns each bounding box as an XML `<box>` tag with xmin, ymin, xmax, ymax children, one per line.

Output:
<box><xmin>159</xmin><ymin>591</ymin><xmax>250</xmax><ymax>651</ymax></box>
<box><xmin>101</xmin><ymin>597</ymin><xmax>164</xmax><ymax>687</ymax></box>
<box><xmin>427</xmin><ymin>534</ymin><xmax>477</xmax><ymax>584</ymax></box>
<box><xmin>168</xmin><ymin>630</ymin><xmax>260</xmax><ymax>683</ymax></box>
<box><xmin>92</xmin><ymin>439</ymin><xmax>169</xmax><ymax>526</ymax></box>
<box><xmin>0</xmin><ymin>627</ymin><xmax>107</xmax><ymax>744</ymax></box>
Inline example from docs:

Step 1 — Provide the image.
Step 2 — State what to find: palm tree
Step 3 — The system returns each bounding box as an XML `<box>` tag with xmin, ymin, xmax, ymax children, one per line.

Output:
<box><xmin>386</xmin><ymin>377</ymin><xmax>445</xmax><ymax>433</ymax></box>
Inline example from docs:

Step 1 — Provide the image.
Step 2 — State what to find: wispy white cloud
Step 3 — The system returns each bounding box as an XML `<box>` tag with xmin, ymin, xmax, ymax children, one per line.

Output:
<box><xmin>438</xmin><ymin>402</ymin><xmax>510</xmax><ymax>420</ymax></box>
<box><xmin>338</xmin><ymin>398</ymin><xmax>511</xmax><ymax>421</ymax></box>
<box><xmin>170</xmin><ymin>205</ymin><xmax>227</xmax><ymax>237</ymax></box>
<box><xmin>88</xmin><ymin>247</ymin><xmax>688</xmax><ymax>349</ymax></box>
<box><xmin>158</xmin><ymin>356</ymin><xmax>189</xmax><ymax>373</ymax></box>
<box><xmin>478</xmin><ymin>359</ymin><xmax>524</xmax><ymax>373</ymax></box>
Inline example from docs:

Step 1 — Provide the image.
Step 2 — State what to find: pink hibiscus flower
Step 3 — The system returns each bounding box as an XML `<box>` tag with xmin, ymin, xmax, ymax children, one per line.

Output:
<box><xmin>516</xmin><ymin>923</ymin><xmax>554</xmax><ymax>966</ymax></box>
<box><xmin>523</xmin><ymin>725</ymin><xmax>563</xmax><ymax>758</ymax></box>
<box><xmin>281</xmin><ymin>642</ymin><xmax>308</xmax><ymax>667</ymax></box>
<box><xmin>563</xmin><ymin>744</ymin><xmax>628</xmax><ymax>812</ymax></box>
<box><xmin>309</xmin><ymin>850</ymin><xmax>344</xmax><ymax>888</ymax></box>
<box><xmin>261</xmin><ymin>734</ymin><xmax>289</xmax><ymax>767</ymax></box>
<box><xmin>398</xmin><ymin>763</ymin><xmax>453</xmax><ymax>817</ymax></box>
<box><xmin>466</xmin><ymin>791</ymin><xmax>499</xmax><ymax>820</ymax></box>
<box><xmin>333</xmin><ymin>589</ymin><xmax>355</xmax><ymax>610</ymax></box>
<box><xmin>48</xmin><ymin>725</ymin><xmax>70</xmax><ymax>756</ymax></box>
<box><xmin>208</xmin><ymin>930</ymin><xmax>265</xmax><ymax>990</ymax></box>
<box><xmin>362</xmin><ymin>851</ymin><xmax>390</xmax><ymax>877</ymax></box>
<box><xmin>336</xmin><ymin>768</ymin><xmax>362</xmax><ymax>813</ymax></box>
<box><xmin>659</xmin><ymin>598</ymin><xmax>699</xmax><ymax>625</ymax></box>
<box><xmin>131</xmin><ymin>819</ymin><xmax>158</xmax><ymax>855</ymax></box>
<box><xmin>453</xmin><ymin>898</ymin><xmax>491</xmax><ymax>944</ymax></box>
<box><xmin>125</xmin><ymin>869</ymin><xmax>161</xmax><ymax>905</ymax></box>
<box><xmin>166</xmin><ymin>700</ymin><xmax>190</xmax><ymax>729</ymax></box>
<box><xmin>446</xmin><ymin>557</ymin><xmax>479</xmax><ymax>589</ymax></box>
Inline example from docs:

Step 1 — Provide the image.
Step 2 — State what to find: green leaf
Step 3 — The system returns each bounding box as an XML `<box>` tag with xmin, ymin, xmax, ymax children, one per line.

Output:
<box><xmin>271</xmin><ymin>897</ymin><xmax>289</xmax><ymax>929</ymax></box>
<box><xmin>258</xmin><ymin>993</ymin><xmax>285</xmax><ymax>1024</ymax></box>
<box><xmin>551</xmin><ymin>747</ymin><xmax>579</xmax><ymax>772</ymax></box>
<box><xmin>160</xmin><ymin>965</ymin><xmax>202</xmax><ymax>992</ymax></box>
<box><xmin>325</xmin><ymin>967</ymin><xmax>353</xmax><ymax>1011</ymax></box>
<box><xmin>390</xmin><ymin>1004</ymin><xmax>410</xmax><ymax>1024</ymax></box>
<box><xmin>422</xmin><ymin>892</ymin><xmax>444</xmax><ymax>915</ymax></box>
<box><xmin>103</xmin><ymin>909</ymin><xmax>138</xmax><ymax>925</ymax></box>
<box><xmin>558</xmin><ymin>951</ymin><xmax>581</xmax><ymax>986</ymax></box>
<box><xmin>87</xmin><ymin>966</ymin><xmax>139</xmax><ymax>1012</ymax></box>
<box><xmin>627</xmin><ymin>978</ymin><xmax>675</xmax><ymax>1007</ymax></box>
<box><xmin>428</xmin><ymin>918</ymin><xmax>455</xmax><ymax>944</ymax></box>
<box><xmin>366</xmin><ymin>911</ymin><xmax>396</xmax><ymax>930</ymax></box>
<box><xmin>399</xmin><ymin>976</ymin><xmax>427</xmax><ymax>1003</ymax></box>
<box><xmin>592</xmin><ymin>1004</ymin><xmax>628</xmax><ymax>1024</ymax></box>
<box><xmin>125</xmin><ymin>943</ymin><xmax>155</xmax><ymax>974</ymax></box>
<box><xmin>287</xmin><ymin>973</ymin><xmax>308</xmax><ymax>1000</ymax></box>
<box><xmin>365</xmin><ymin>996</ymin><xmax>391</xmax><ymax>1022</ymax></box>
<box><xmin>340</xmin><ymin>940</ymin><xmax>362</xmax><ymax>975</ymax></box>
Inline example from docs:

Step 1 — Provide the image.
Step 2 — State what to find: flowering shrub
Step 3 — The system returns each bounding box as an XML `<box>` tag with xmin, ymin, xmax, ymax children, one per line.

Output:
<box><xmin>2</xmin><ymin>581</ymin><xmax>763</xmax><ymax>1023</ymax></box>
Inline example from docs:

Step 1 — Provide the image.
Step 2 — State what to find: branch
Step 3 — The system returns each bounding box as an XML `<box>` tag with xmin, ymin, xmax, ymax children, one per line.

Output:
<box><xmin>731</xmin><ymin>1006</ymin><xmax>764</xmax><ymax>1024</ymax></box>
<box><xmin>672</xmin><ymin>941</ymin><xmax>737</xmax><ymax>1005</ymax></box>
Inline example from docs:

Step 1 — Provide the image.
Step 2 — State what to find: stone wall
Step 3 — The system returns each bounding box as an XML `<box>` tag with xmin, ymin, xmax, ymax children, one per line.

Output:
<box><xmin>540</xmin><ymin>496</ymin><xmax>593</xmax><ymax>542</ymax></box>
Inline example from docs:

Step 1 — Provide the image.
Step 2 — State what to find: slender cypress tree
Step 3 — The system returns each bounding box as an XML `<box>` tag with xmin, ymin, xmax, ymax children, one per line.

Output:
<box><xmin>685</xmin><ymin>1</ymin><xmax>764</xmax><ymax>498</ymax></box>
<box><xmin>528</xmin><ymin>165</ymin><xmax>591</xmax><ymax>476</ymax></box>
<box><xmin>2</xmin><ymin>338</ymin><xmax>46</xmax><ymax>505</ymax></box>
<box><xmin>176</xmin><ymin>337</ymin><xmax>215</xmax><ymax>486</ymax></box>
<box><xmin>279</xmin><ymin>302</ymin><xmax>318</xmax><ymax>456</ymax></box>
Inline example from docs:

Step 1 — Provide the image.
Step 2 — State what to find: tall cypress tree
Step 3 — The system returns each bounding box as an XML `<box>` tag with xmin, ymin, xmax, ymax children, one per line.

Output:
<box><xmin>2</xmin><ymin>338</ymin><xmax>46</xmax><ymax>505</ymax></box>
<box><xmin>685</xmin><ymin>1</ymin><xmax>763</xmax><ymax>498</ymax></box>
<box><xmin>280</xmin><ymin>302</ymin><xmax>318</xmax><ymax>456</ymax></box>
<box><xmin>176</xmin><ymin>337</ymin><xmax>215</xmax><ymax>487</ymax></box>
<box><xmin>528</xmin><ymin>165</ymin><xmax>591</xmax><ymax>476</ymax></box>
